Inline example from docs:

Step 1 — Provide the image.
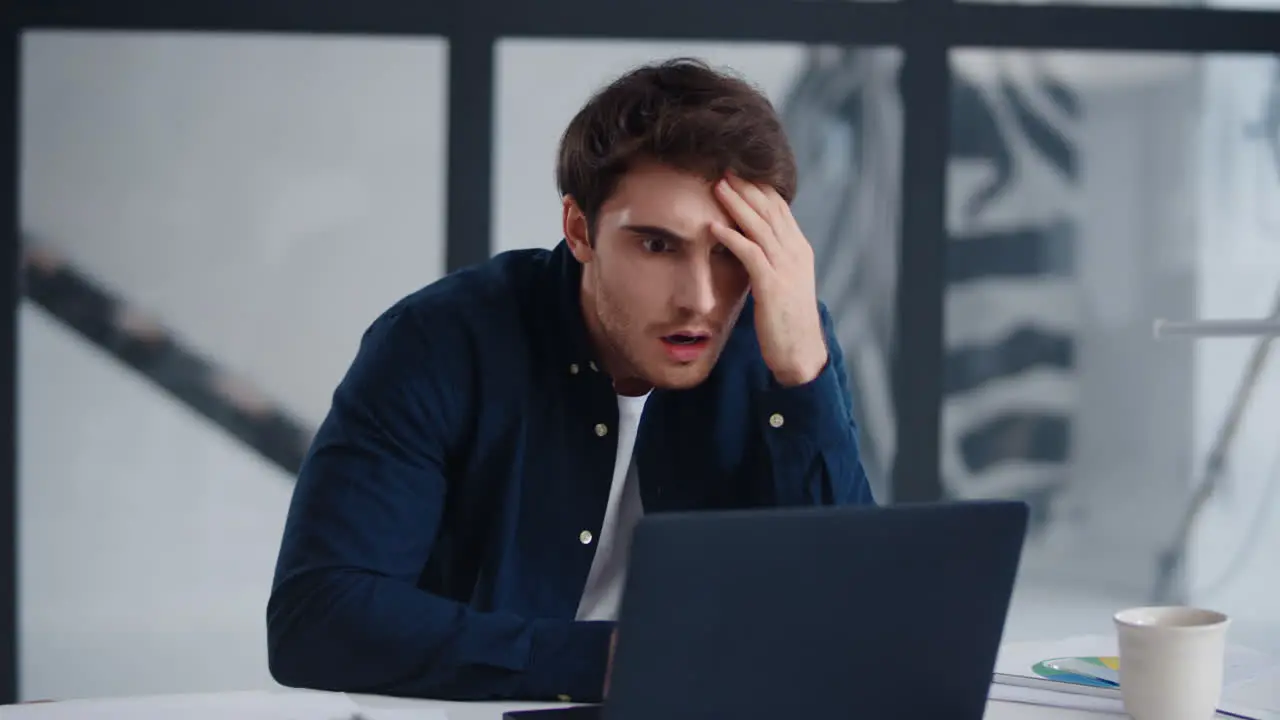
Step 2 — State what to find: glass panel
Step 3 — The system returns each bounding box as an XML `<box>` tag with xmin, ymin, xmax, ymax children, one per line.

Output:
<box><xmin>494</xmin><ymin>40</ymin><xmax>904</xmax><ymax>501</ymax></box>
<box><xmin>945</xmin><ymin>49</ymin><xmax>1280</xmax><ymax>651</ymax></box>
<box><xmin>18</xmin><ymin>30</ymin><xmax>448</xmax><ymax>701</ymax></box>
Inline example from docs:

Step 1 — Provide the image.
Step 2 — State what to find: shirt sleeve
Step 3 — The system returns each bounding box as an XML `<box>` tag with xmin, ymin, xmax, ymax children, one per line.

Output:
<box><xmin>266</xmin><ymin>308</ymin><xmax>613</xmax><ymax>702</ymax></box>
<box><xmin>752</xmin><ymin>302</ymin><xmax>877</xmax><ymax>507</ymax></box>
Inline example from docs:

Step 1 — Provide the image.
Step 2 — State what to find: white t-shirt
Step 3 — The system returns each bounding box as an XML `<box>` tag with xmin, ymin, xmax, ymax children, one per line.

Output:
<box><xmin>575</xmin><ymin>391</ymin><xmax>650</xmax><ymax>621</ymax></box>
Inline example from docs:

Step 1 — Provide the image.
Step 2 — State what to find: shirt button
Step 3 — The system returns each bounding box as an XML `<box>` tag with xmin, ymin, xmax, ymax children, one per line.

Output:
<box><xmin>594</xmin><ymin>423</ymin><xmax>608</xmax><ymax>437</ymax></box>
<box><xmin>569</xmin><ymin>363</ymin><xmax>580</xmax><ymax>375</ymax></box>
<box><xmin>768</xmin><ymin>412</ymin><xmax>785</xmax><ymax>428</ymax></box>
<box><xmin>589</xmin><ymin>361</ymin><xmax>598</xmax><ymax>372</ymax></box>
<box><xmin>557</xmin><ymin>694</ymin><xmax>572</xmax><ymax>702</ymax></box>
<box><xmin>579</xmin><ymin>530</ymin><xmax>593</xmax><ymax>545</ymax></box>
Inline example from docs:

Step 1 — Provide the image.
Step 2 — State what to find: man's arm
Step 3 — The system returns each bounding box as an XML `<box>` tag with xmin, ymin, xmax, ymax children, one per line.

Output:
<box><xmin>707</xmin><ymin>175</ymin><xmax>875</xmax><ymax>509</ymax></box>
<box><xmin>752</xmin><ymin>301</ymin><xmax>876</xmax><ymax>507</ymax></box>
<box><xmin>266</xmin><ymin>308</ymin><xmax>613</xmax><ymax>702</ymax></box>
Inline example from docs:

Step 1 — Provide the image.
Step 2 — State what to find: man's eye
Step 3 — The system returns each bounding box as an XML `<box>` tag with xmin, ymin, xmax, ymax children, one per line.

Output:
<box><xmin>642</xmin><ymin>237</ymin><xmax>672</xmax><ymax>253</ymax></box>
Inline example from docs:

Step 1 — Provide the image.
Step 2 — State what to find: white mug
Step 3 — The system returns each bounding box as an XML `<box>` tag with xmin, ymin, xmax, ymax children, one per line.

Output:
<box><xmin>1114</xmin><ymin>606</ymin><xmax>1230</xmax><ymax>720</ymax></box>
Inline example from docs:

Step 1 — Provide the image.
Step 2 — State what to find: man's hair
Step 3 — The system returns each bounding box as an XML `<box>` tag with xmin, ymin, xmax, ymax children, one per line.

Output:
<box><xmin>556</xmin><ymin>57</ymin><xmax>797</xmax><ymax>238</ymax></box>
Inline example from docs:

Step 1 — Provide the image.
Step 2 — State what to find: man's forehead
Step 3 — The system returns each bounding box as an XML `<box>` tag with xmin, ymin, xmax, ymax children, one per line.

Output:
<box><xmin>607</xmin><ymin>182</ymin><xmax>734</xmax><ymax>239</ymax></box>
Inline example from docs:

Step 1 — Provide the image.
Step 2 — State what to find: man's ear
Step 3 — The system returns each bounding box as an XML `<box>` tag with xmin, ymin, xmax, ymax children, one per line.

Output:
<box><xmin>562</xmin><ymin>195</ymin><xmax>593</xmax><ymax>263</ymax></box>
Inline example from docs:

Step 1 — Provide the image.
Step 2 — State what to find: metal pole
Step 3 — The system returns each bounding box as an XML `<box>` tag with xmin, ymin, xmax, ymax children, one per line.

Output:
<box><xmin>1154</xmin><ymin>317</ymin><xmax>1280</xmax><ymax>339</ymax></box>
<box><xmin>1149</xmin><ymin>283</ymin><xmax>1280</xmax><ymax>603</ymax></box>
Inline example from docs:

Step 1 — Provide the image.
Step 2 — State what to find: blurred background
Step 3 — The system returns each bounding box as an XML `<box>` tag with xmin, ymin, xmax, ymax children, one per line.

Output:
<box><xmin>6</xmin><ymin>0</ymin><xmax>1280</xmax><ymax>704</ymax></box>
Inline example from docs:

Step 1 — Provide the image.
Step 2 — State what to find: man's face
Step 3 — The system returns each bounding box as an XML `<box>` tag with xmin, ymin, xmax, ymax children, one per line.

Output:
<box><xmin>564</xmin><ymin>162</ymin><xmax>752</xmax><ymax>393</ymax></box>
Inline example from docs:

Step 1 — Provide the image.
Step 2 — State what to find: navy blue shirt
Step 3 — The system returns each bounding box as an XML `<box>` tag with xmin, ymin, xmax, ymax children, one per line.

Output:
<box><xmin>267</xmin><ymin>240</ymin><xmax>874</xmax><ymax>703</ymax></box>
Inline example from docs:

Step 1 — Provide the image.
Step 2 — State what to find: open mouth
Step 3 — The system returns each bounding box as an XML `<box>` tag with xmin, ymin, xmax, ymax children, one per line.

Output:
<box><xmin>662</xmin><ymin>334</ymin><xmax>709</xmax><ymax>346</ymax></box>
<box><xmin>660</xmin><ymin>332</ymin><xmax>712</xmax><ymax>363</ymax></box>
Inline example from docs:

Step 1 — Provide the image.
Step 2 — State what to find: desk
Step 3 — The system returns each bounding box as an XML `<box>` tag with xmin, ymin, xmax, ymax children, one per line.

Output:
<box><xmin>349</xmin><ymin>693</ymin><xmax>1109</xmax><ymax>719</ymax></box>
<box><xmin>1</xmin><ymin>691</ymin><xmax>1110</xmax><ymax>719</ymax></box>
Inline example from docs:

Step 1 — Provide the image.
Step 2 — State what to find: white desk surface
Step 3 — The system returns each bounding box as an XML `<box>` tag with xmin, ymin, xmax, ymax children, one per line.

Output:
<box><xmin>349</xmin><ymin>693</ymin><xmax>1108</xmax><ymax>719</ymax></box>
<box><xmin>0</xmin><ymin>691</ymin><xmax>1108</xmax><ymax>719</ymax></box>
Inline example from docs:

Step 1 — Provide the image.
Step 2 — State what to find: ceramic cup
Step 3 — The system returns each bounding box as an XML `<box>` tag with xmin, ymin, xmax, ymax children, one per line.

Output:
<box><xmin>1114</xmin><ymin>606</ymin><xmax>1230</xmax><ymax>720</ymax></box>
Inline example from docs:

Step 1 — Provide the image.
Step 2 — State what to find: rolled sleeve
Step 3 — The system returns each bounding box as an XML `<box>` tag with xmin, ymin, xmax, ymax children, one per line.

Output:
<box><xmin>757</xmin><ymin>358</ymin><xmax>849</xmax><ymax>450</ymax></box>
<box><xmin>754</xmin><ymin>303</ymin><xmax>875</xmax><ymax>507</ymax></box>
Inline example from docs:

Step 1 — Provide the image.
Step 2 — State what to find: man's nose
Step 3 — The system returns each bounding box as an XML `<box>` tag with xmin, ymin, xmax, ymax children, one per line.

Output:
<box><xmin>673</xmin><ymin>259</ymin><xmax>717</xmax><ymax>316</ymax></box>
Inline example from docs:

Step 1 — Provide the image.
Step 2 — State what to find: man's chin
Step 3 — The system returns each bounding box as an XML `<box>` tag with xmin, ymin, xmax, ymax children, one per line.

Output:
<box><xmin>644</xmin><ymin>362</ymin><xmax>716</xmax><ymax>391</ymax></box>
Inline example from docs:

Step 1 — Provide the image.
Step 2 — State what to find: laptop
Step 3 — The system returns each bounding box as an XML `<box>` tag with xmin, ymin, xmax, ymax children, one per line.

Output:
<box><xmin>505</xmin><ymin>500</ymin><xmax>1028</xmax><ymax>720</ymax></box>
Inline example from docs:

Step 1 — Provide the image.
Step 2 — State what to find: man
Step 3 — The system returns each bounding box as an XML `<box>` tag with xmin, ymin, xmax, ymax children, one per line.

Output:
<box><xmin>266</xmin><ymin>57</ymin><xmax>875</xmax><ymax>705</ymax></box>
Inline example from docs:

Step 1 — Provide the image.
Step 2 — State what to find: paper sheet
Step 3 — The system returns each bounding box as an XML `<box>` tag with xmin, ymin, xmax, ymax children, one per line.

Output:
<box><xmin>988</xmin><ymin>683</ymin><xmax>1127</xmax><ymax>715</ymax></box>
<box><xmin>994</xmin><ymin>635</ymin><xmax>1280</xmax><ymax>720</ymax></box>
<box><xmin>1229</xmin><ymin>666</ymin><xmax>1280</xmax><ymax>718</ymax></box>
<box><xmin>0</xmin><ymin>690</ymin><xmax>364</xmax><ymax>720</ymax></box>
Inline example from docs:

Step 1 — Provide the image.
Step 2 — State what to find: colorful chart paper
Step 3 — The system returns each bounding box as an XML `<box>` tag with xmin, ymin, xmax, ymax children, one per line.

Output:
<box><xmin>1031</xmin><ymin>656</ymin><xmax>1120</xmax><ymax>688</ymax></box>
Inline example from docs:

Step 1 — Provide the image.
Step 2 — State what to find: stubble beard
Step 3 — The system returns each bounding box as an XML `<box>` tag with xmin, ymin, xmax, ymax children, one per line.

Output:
<box><xmin>596</xmin><ymin>304</ymin><xmax>718</xmax><ymax>392</ymax></box>
<box><xmin>586</xmin><ymin>269</ymin><xmax>720</xmax><ymax>392</ymax></box>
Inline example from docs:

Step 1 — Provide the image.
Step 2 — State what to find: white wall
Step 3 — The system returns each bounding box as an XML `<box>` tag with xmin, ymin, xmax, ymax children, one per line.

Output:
<box><xmin>19</xmin><ymin>303</ymin><xmax>293</xmax><ymax>700</ymax></box>
<box><xmin>21</xmin><ymin>31</ymin><xmax>449</xmax><ymax>426</ymax></box>
<box><xmin>18</xmin><ymin>31</ymin><xmax>448</xmax><ymax>701</ymax></box>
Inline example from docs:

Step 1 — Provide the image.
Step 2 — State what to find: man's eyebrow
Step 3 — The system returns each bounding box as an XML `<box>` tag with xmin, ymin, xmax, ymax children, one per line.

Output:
<box><xmin>620</xmin><ymin>224</ymin><xmax>690</xmax><ymax>244</ymax></box>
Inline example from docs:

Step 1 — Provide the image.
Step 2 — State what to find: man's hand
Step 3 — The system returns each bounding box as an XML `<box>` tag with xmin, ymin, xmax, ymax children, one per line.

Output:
<box><xmin>710</xmin><ymin>175</ymin><xmax>828</xmax><ymax>387</ymax></box>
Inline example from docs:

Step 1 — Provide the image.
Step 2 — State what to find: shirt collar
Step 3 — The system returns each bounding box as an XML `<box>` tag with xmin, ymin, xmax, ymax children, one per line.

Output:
<box><xmin>551</xmin><ymin>239</ymin><xmax>604</xmax><ymax>376</ymax></box>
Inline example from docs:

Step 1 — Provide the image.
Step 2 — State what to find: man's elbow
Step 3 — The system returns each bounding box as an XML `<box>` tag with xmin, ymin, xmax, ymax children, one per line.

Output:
<box><xmin>266</xmin><ymin>586</ymin><xmax>347</xmax><ymax>692</ymax></box>
<box><xmin>267</xmin><ymin>632</ymin><xmax>321</xmax><ymax>690</ymax></box>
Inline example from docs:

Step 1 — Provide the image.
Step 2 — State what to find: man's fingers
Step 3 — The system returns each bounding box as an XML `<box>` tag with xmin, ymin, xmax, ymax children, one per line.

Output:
<box><xmin>711</xmin><ymin>222</ymin><xmax>771</xmax><ymax>281</ymax></box>
<box><xmin>723</xmin><ymin>175</ymin><xmax>811</xmax><ymax>262</ymax></box>
<box><xmin>766</xmin><ymin>184</ymin><xmax>805</xmax><ymax>239</ymax></box>
<box><xmin>751</xmin><ymin>181</ymin><xmax>810</xmax><ymax>259</ymax></box>
<box><xmin>726</xmin><ymin>174</ymin><xmax>780</xmax><ymax>225</ymax></box>
<box><xmin>714</xmin><ymin>179</ymin><xmax>782</xmax><ymax>260</ymax></box>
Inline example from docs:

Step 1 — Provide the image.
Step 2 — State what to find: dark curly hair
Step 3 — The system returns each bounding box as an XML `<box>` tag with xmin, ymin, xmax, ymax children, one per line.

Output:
<box><xmin>556</xmin><ymin>57</ymin><xmax>797</xmax><ymax>241</ymax></box>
